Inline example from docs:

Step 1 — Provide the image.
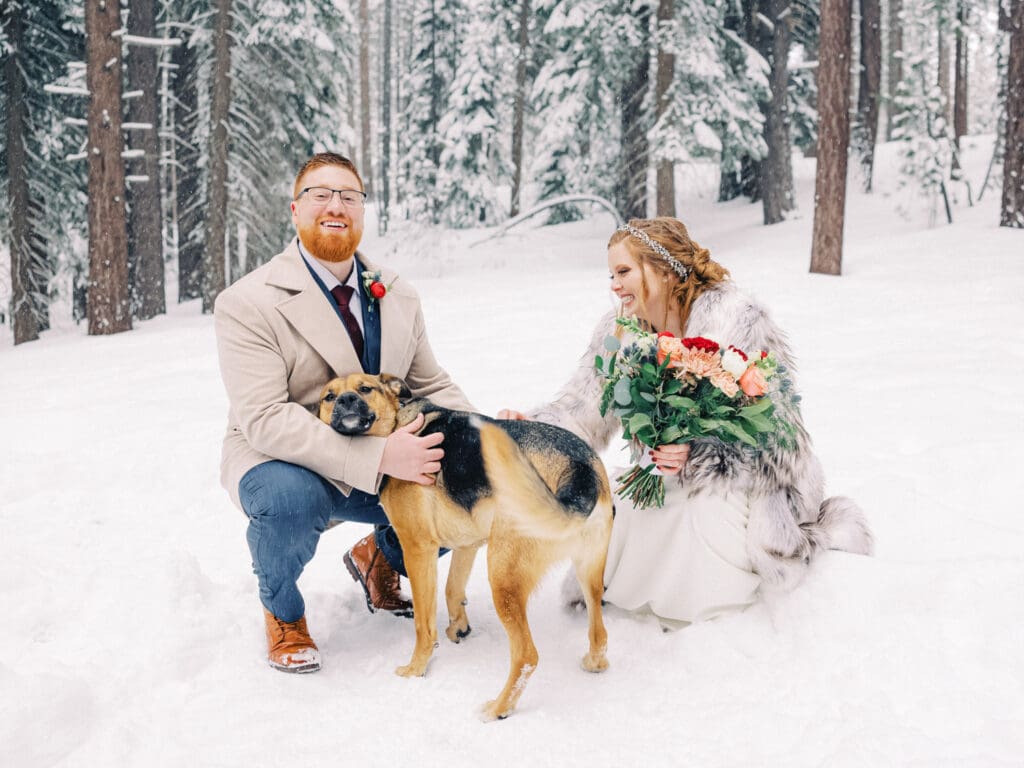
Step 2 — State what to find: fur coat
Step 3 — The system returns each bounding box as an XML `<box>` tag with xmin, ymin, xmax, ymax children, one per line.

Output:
<box><xmin>528</xmin><ymin>281</ymin><xmax>873</xmax><ymax>591</ymax></box>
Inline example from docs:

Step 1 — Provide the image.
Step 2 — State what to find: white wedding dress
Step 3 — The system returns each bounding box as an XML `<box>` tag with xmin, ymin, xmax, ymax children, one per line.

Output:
<box><xmin>601</xmin><ymin>480</ymin><xmax>761</xmax><ymax>626</ymax></box>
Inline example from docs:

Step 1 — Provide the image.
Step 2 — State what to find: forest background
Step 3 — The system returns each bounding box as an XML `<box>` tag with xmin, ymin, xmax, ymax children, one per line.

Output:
<box><xmin>1</xmin><ymin>0</ymin><xmax>1023</xmax><ymax>345</ymax></box>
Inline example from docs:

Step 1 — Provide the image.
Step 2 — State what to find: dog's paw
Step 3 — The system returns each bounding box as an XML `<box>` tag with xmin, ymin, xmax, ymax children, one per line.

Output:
<box><xmin>395</xmin><ymin>661</ymin><xmax>428</xmax><ymax>678</ymax></box>
<box><xmin>479</xmin><ymin>699</ymin><xmax>512</xmax><ymax>722</ymax></box>
<box><xmin>446</xmin><ymin>621</ymin><xmax>472</xmax><ymax>643</ymax></box>
<box><xmin>581</xmin><ymin>651</ymin><xmax>609</xmax><ymax>673</ymax></box>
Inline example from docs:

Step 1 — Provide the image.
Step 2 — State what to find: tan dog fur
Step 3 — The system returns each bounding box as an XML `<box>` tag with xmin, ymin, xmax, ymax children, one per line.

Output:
<box><xmin>318</xmin><ymin>373</ymin><xmax>613</xmax><ymax>720</ymax></box>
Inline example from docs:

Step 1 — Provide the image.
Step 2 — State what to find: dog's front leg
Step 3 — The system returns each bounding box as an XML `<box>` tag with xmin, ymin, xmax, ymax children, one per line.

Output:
<box><xmin>395</xmin><ymin>539</ymin><xmax>440</xmax><ymax>677</ymax></box>
<box><xmin>445</xmin><ymin>545</ymin><xmax>480</xmax><ymax>643</ymax></box>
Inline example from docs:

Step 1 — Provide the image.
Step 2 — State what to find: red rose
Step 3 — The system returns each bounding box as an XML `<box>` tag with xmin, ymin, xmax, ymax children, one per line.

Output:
<box><xmin>657</xmin><ymin>331</ymin><xmax>675</xmax><ymax>339</ymax></box>
<box><xmin>370</xmin><ymin>282</ymin><xmax>387</xmax><ymax>299</ymax></box>
<box><xmin>681</xmin><ymin>336</ymin><xmax>720</xmax><ymax>354</ymax></box>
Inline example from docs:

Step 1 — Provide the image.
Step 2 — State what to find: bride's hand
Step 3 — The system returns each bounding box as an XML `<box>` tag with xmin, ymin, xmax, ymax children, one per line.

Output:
<box><xmin>497</xmin><ymin>409</ymin><xmax>528</xmax><ymax>421</ymax></box>
<box><xmin>651</xmin><ymin>443</ymin><xmax>690</xmax><ymax>475</ymax></box>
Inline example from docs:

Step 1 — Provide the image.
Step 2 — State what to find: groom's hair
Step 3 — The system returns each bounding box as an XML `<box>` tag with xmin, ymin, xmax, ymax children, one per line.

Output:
<box><xmin>293</xmin><ymin>152</ymin><xmax>364</xmax><ymax>199</ymax></box>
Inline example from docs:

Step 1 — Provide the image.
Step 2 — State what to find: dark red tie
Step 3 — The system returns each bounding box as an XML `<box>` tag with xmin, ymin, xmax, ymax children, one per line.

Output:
<box><xmin>330</xmin><ymin>284</ymin><xmax>364</xmax><ymax>360</ymax></box>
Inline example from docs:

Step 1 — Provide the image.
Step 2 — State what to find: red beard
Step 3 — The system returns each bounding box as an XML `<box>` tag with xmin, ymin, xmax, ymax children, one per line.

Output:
<box><xmin>297</xmin><ymin>218</ymin><xmax>361</xmax><ymax>263</ymax></box>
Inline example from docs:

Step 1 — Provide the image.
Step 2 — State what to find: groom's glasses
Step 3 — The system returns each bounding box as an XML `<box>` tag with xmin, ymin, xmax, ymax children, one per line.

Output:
<box><xmin>296</xmin><ymin>187</ymin><xmax>367</xmax><ymax>209</ymax></box>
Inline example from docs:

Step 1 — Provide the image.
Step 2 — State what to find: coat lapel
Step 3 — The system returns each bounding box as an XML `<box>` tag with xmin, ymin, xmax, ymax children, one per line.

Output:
<box><xmin>269</xmin><ymin>240</ymin><xmax>364</xmax><ymax>377</ymax></box>
<box><xmin>361</xmin><ymin>255</ymin><xmax>416</xmax><ymax>376</ymax></box>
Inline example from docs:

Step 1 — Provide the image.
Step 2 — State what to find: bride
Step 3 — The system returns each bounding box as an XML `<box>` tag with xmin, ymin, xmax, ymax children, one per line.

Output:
<box><xmin>499</xmin><ymin>217</ymin><xmax>873</xmax><ymax>629</ymax></box>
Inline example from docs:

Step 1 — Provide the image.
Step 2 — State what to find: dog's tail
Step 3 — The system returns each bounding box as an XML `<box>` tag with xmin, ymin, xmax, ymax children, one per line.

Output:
<box><xmin>474</xmin><ymin>417</ymin><xmax>586</xmax><ymax>541</ymax></box>
<box><xmin>810</xmin><ymin>496</ymin><xmax>874</xmax><ymax>556</ymax></box>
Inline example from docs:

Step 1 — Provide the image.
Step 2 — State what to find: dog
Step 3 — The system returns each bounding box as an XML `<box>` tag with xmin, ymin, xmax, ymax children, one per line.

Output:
<box><xmin>318</xmin><ymin>373</ymin><xmax>613</xmax><ymax>720</ymax></box>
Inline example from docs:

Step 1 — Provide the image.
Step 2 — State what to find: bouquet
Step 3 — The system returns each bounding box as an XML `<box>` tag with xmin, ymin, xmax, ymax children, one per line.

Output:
<box><xmin>595</xmin><ymin>318</ymin><xmax>794</xmax><ymax>509</ymax></box>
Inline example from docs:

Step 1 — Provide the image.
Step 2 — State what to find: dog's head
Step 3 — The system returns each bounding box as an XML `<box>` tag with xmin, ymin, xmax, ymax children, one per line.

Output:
<box><xmin>317</xmin><ymin>373</ymin><xmax>411</xmax><ymax>437</ymax></box>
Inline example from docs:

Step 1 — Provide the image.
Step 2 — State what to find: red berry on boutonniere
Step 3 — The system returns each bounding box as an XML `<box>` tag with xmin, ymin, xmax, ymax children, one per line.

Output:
<box><xmin>370</xmin><ymin>282</ymin><xmax>387</xmax><ymax>299</ymax></box>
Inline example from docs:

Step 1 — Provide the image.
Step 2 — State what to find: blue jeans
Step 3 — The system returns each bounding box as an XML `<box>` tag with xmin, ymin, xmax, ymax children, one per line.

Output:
<box><xmin>239</xmin><ymin>460</ymin><xmax>410</xmax><ymax>623</ymax></box>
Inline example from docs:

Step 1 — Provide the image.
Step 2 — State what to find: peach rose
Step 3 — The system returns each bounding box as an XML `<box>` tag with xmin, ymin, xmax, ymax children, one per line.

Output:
<box><xmin>738</xmin><ymin>365</ymin><xmax>768</xmax><ymax>397</ymax></box>
<box><xmin>657</xmin><ymin>335</ymin><xmax>686</xmax><ymax>368</ymax></box>
<box><xmin>710</xmin><ymin>371</ymin><xmax>740</xmax><ymax>398</ymax></box>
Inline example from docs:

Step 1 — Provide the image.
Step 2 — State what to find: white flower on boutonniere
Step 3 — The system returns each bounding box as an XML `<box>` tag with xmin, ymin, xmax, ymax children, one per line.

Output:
<box><xmin>361</xmin><ymin>270</ymin><xmax>396</xmax><ymax>313</ymax></box>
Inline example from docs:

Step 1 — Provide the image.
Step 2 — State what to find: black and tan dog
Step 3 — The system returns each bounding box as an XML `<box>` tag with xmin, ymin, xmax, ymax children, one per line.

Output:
<box><xmin>318</xmin><ymin>373</ymin><xmax>613</xmax><ymax>720</ymax></box>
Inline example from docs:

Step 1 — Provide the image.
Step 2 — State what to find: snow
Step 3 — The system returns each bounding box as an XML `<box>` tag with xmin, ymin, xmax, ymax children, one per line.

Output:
<box><xmin>2</xmin><ymin>136</ymin><xmax>1023</xmax><ymax>767</ymax></box>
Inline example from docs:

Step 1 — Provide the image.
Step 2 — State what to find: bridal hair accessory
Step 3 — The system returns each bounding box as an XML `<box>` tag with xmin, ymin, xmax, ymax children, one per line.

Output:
<box><xmin>617</xmin><ymin>223</ymin><xmax>690</xmax><ymax>281</ymax></box>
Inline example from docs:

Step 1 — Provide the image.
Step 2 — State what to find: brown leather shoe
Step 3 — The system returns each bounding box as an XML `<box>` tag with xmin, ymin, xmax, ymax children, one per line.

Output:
<box><xmin>263</xmin><ymin>609</ymin><xmax>321</xmax><ymax>673</ymax></box>
<box><xmin>343</xmin><ymin>533</ymin><xmax>414</xmax><ymax>617</ymax></box>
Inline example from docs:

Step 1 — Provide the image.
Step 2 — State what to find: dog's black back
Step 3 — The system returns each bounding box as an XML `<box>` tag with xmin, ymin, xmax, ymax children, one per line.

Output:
<box><xmin>413</xmin><ymin>403</ymin><xmax>600</xmax><ymax>518</ymax></box>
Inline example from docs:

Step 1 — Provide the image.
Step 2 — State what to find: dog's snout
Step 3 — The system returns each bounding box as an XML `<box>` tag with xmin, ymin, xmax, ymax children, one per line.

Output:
<box><xmin>337</xmin><ymin>392</ymin><xmax>362</xmax><ymax>407</ymax></box>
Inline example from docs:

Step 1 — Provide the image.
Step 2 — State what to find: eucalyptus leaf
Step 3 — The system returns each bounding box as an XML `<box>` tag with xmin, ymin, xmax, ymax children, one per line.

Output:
<box><xmin>628</xmin><ymin>413</ymin><xmax>653</xmax><ymax>432</ymax></box>
<box><xmin>604</xmin><ymin>335</ymin><xmax>621</xmax><ymax>353</ymax></box>
<box><xmin>614</xmin><ymin>377</ymin><xmax>632</xmax><ymax>406</ymax></box>
<box><xmin>660</xmin><ymin>425</ymin><xmax>684</xmax><ymax>443</ymax></box>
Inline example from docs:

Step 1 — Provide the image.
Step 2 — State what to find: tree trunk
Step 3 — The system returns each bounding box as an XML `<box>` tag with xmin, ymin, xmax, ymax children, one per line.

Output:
<box><xmin>937</xmin><ymin>16</ymin><xmax>952</xmax><ymax>126</ymax></box>
<box><xmin>379</xmin><ymin>0</ymin><xmax>393</xmax><ymax>234</ymax></box>
<box><xmin>810</xmin><ymin>0</ymin><xmax>852</xmax><ymax>275</ymax></box>
<box><xmin>953</xmin><ymin>1</ymin><xmax>969</xmax><ymax>145</ymax></box>
<box><xmin>203</xmin><ymin>0</ymin><xmax>232</xmax><ymax>312</ymax></box>
<box><xmin>886</xmin><ymin>0</ymin><xmax>903</xmax><ymax>140</ymax></box>
<box><xmin>654</xmin><ymin>0</ymin><xmax>675</xmax><ymax>217</ymax></box>
<box><xmin>619</xmin><ymin>8</ymin><xmax>651</xmax><ymax>221</ymax></box>
<box><xmin>86</xmin><ymin>0</ymin><xmax>132</xmax><ymax>334</ymax></box>
<box><xmin>359</xmin><ymin>0</ymin><xmax>373</xmax><ymax>194</ymax></box>
<box><xmin>126</xmin><ymin>0</ymin><xmax>166</xmax><ymax>320</ymax></box>
<box><xmin>173</xmin><ymin>36</ymin><xmax>203</xmax><ymax>301</ymax></box>
<box><xmin>1001</xmin><ymin>0</ymin><xmax>1024</xmax><ymax>227</ymax></box>
<box><xmin>856</xmin><ymin>0</ymin><xmax>881</xmax><ymax>191</ymax></box>
<box><xmin>4</xmin><ymin>3</ymin><xmax>40</xmax><ymax>344</ymax></box>
<box><xmin>510</xmin><ymin>0</ymin><xmax>531</xmax><ymax>217</ymax></box>
<box><xmin>760</xmin><ymin>0</ymin><xmax>794</xmax><ymax>224</ymax></box>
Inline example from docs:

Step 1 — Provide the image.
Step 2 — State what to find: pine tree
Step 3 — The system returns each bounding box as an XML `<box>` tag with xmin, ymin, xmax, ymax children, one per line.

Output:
<box><xmin>400</xmin><ymin>0</ymin><xmax>462</xmax><ymax>225</ymax></box>
<box><xmin>893</xmin><ymin>0</ymin><xmax>956</xmax><ymax>223</ymax></box>
<box><xmin>437</xmin><ymin>9</ymin><xmax>509</xmax><ymax>227</ymax></box>
<box><xmin>1001</xmin><ymin>0</ymin><xmax>1024</xmax><ymax>227</ymax></box>
<box><xmin>125</xmin><ymin>0</ymin><xmax>167</xmax><ymax>320</ymax></box>
<box><xmin>85</xmin><ymin>0</ymin><xmax>132</xmax><ymax>334</ymax></box>
<box><xmin>810</xmin><ymin>0</ymin><xmax>853</xmax><ymax>275</ymax></box>
<box><xmin>653</xmin><ymin>0</ymin><xmax>768</xmax><ymax>201</ymax></box>
<box><xmin>531</xmin><ymin>0</ymin><xmax>635</xmax><ymax>223</ymax></box>
<box><xmin>2</xmin><ymin>0</ymin><xmax>87</xmax><ymax>341</ymax></box>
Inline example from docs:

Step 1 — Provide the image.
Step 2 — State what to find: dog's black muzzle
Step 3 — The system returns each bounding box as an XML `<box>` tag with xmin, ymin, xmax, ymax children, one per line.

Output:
<box><xmin>328</xmin><ymin>392</ymin><xmax>377</xmax><ymax>435</ymax></box>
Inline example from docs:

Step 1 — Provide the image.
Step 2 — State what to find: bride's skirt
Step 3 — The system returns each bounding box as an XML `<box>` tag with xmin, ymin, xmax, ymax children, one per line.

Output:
<box><xmin>602</xmin><ymin>486</ymin><xmax>761</xmax><ymax>625</ymax></box>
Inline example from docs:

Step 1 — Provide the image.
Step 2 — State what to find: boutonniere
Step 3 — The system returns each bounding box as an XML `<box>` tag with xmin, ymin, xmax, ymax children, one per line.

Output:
<box><xmin>361</xmin><ymin>270</ymin><xmax>396</xmax><ymax>312</ymax></box>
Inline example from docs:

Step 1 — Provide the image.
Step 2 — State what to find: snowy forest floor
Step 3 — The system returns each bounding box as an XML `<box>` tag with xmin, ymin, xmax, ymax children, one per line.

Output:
<box><xmin>2</xmin><ymin>138</ymin><xmax>1023</xmax><ymax>767</ymax></box>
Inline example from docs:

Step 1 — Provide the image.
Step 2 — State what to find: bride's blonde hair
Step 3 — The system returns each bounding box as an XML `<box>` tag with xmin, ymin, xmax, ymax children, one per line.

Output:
<box><xmin>608</xmin><ymin>217</ymin><xmax>729</xmax><ymax>333</ymax></box>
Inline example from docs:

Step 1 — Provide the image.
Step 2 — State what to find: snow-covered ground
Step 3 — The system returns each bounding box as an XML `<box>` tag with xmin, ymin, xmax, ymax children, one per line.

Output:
<box><xmin>2</xmin><ymin>139</ymin><xmax>1023</xmax><ymax>767</ymax></box>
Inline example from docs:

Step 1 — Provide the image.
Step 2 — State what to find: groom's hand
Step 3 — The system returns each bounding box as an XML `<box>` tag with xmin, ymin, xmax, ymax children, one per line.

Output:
<box><xmin>380</xmin><ymin>413</ymin><xmax>444</xmax><ymax>485</ymax></box>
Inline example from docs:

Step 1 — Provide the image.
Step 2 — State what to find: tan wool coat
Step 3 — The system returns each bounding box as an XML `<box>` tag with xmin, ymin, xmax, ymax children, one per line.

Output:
<box><xmin>214</xmin><ymin>238</ymin><xmax>474</xmax><ymax>508</ymax></box>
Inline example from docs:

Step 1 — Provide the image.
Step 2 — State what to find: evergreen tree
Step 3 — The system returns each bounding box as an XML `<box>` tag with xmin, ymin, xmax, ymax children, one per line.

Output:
<box><xmin>530</xmin><ymin>0</ymin><xmax>629</xmax><ymax>223</ymax></box>
<box><xmin>893</xmin><ymin>0</ymin><xmax>957</xmax><ymax>223</ymax></box>
<box><xmin>653</xmin><ymin>0</ymin><xmax>768</xmax><ymax>194</ymax></box>
<box><xmin>437</xmin><ymin>9</ymin><xmax>510</xmax><ymax>227</ymax></box>
<box><xmin>401</xmin><ymin>0</ymin><xmax>462</xmax><ymax>225</ymax></box>
<box><xmin>1</xmin><ymin>0</ymin><xmax>87</xmax><ymax>341</ymax></box>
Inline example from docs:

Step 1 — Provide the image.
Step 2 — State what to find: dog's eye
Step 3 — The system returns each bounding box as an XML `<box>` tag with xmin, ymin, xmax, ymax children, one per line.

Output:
<box><xmin>323</xmin><ymin>392</ymin><xmax>336</xmax><ymax>402</ymax></box>
<box><xmin>358</xmin><ymin>385</ymin><xmax>374</xmax><ymax>394</ymax></box>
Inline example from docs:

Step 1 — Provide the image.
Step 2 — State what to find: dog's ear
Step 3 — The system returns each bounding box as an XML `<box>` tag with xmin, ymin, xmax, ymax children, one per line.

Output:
<box><xmin>380</xmin><ymin>374</ymin><xmax>412</xmax><ymax>401</ymax></box>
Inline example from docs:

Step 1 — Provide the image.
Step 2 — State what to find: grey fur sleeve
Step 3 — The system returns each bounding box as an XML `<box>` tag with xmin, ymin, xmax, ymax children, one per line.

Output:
<box><xmin>525</xmin><ymin>310</ymin><xmax>621</xmax><ymax>451</ymax></box>
<box><xmin>679</xmin><ymin>283</ymin><xmax>820</xmax><ymax>515</ymax></box>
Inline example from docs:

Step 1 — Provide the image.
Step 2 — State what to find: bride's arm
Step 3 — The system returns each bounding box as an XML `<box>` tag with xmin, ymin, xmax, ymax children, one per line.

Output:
<box><xmin>519</xmin><ymin>311</ymin><xmax>620</xmax><ymax>451</ymax></box>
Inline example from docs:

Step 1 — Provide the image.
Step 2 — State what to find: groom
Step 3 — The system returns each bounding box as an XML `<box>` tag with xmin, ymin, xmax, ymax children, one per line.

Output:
<box><xmin>214</xmin><ymin>152</ymin><xmax>474</xmax><ymax>673</ymax></box>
